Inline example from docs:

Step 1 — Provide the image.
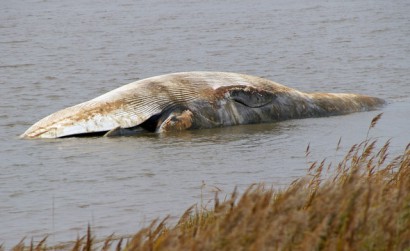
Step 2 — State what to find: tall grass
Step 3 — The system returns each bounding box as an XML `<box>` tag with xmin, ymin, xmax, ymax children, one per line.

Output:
<box><xmin>6</xmin><ymin>114</ymin><xmax>410</xmax><ymax>251</ymax></box>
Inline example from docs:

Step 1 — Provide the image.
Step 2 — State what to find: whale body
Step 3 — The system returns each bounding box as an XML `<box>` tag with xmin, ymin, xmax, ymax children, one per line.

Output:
<box><xmin>21</xmin><ymin>72</ymin><xmax>385</xmax><ymax>139</ymax></box>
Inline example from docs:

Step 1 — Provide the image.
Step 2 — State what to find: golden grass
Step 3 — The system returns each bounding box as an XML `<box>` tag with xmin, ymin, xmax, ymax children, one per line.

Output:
<box><xmin>5</xmin><ymin>113</ymin><xmax>410</xmax><ymax>251</ymax></box>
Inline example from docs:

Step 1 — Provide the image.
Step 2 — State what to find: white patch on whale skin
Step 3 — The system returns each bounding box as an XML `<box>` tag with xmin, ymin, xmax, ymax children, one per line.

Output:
<box><xmin>31</xmin><ymin>109</ymin><xmax>141</xmax><ymax>138</ymax></box>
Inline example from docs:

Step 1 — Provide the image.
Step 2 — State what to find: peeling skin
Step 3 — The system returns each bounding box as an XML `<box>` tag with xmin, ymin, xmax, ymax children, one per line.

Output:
<box><xmin>20</xmin><ymin>72</ymin><xmax>386</xmax><ymax>139</ymax></box>
<box><xmin>158</xmin><ymin>110</ymin><xmax>194</xmax><ymax>132</ymax></box>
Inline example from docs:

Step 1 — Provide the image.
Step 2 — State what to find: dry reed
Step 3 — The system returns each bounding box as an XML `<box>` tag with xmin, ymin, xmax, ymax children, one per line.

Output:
<box><xmin>6</xmin><ymin>113</ymin><xmax>410</xmax><ymax>251</ymax></box>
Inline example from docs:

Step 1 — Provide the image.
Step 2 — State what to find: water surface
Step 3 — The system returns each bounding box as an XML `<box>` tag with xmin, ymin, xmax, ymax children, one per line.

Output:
<box><xmin>1</xmin><ymin>0</ymin><xmax>409</xmax><ymax>247</ymax></box>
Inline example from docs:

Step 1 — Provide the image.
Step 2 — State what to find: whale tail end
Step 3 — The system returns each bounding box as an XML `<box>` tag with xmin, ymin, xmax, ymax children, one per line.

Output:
<box><xmin>308</xmin><ymin>93</ymin><xmax>386</xmax><ymax>116</ymax></box>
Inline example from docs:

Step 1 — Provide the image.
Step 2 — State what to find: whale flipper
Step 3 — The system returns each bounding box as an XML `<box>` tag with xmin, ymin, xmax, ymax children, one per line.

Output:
<box><xmin>217</xmin><ymin>86</ymin><xmax>276</xmax><ymax>108</ymax></box>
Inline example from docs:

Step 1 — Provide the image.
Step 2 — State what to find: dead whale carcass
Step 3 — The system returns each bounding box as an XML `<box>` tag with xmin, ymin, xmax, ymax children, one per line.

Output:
<box><xmin>20</xmin><ymin>72</ymin><xmax>385</xmax><ymax>139</ymax></box>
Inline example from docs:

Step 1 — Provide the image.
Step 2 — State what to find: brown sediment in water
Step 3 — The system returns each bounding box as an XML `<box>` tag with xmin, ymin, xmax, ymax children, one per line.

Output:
<box><xmin>7</xmin><ymin>114</ymin><xmax>410</xmax><ymax>251</ymax></box>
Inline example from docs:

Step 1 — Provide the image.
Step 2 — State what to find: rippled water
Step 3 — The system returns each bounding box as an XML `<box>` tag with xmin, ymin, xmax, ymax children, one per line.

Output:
<box><xmin>1</xmin><ymin>0</ymin><xmax>409</xmax><ymax>247</ymax></box>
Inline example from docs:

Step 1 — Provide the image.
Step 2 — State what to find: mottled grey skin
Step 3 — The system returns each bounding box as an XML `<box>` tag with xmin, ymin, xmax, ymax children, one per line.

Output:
<box><xmin>21</xmin><ymin>72</ymin><xmax>385</xmax><ymax>139</ymax></box>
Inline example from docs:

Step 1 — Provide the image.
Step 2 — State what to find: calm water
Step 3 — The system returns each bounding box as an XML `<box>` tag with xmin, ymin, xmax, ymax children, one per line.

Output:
<box><xmin>1</xmin><ymin>0</ymin><xmax>409</xmax><ymax>247</ymax></box>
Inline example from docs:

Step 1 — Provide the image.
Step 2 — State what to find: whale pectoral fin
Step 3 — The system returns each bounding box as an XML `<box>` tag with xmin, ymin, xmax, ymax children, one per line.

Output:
<box><xmin>157</xmin><ymin>110</ymin><xmax>194</xmax><ymax>133</ymax></box>
<box><xmin>226</xmin><ymin>86</ymin><xmax>275</xmax><ymax>108</ymax></box>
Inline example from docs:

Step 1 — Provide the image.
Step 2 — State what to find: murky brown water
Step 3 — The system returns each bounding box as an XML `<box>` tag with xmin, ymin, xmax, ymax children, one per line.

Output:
<box><xmin>1</xmin><ymin>0</ymin><xmax>409</xmax><ymax>247</ymax></box>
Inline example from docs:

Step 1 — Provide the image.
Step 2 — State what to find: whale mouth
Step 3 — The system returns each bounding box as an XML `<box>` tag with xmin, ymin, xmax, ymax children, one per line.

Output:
<box><xmin>59</xmin><ymin>126</ymin><xmax>148</xmax><ymax>138</ymax></box>
<box><xmin>22</xmin><ymin>105</ymin><xmax>187</xmax><ymax>139</ymax></box>
<box><xmin>60</xmin><ymin>131</ymin><xmax>109</xmax><ymax>138</ymax></box>
<box><xmin>59</xmin><ymin>113</ymin><xmax>165</xmax><ymax>138</ymax></box>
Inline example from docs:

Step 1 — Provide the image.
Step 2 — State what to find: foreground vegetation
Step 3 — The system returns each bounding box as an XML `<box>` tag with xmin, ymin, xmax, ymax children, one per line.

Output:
<box><xmin>6</xmin><ymin>114</ymin><xmax>410</xmax><ymax>251</ymax></box>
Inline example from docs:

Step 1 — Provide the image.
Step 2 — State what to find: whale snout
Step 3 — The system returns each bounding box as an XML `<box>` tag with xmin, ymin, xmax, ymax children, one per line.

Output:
<box><xmin>20</xmin><ymin>126</ymin><xmax>57</xmax><ymax>139</ymax></box>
